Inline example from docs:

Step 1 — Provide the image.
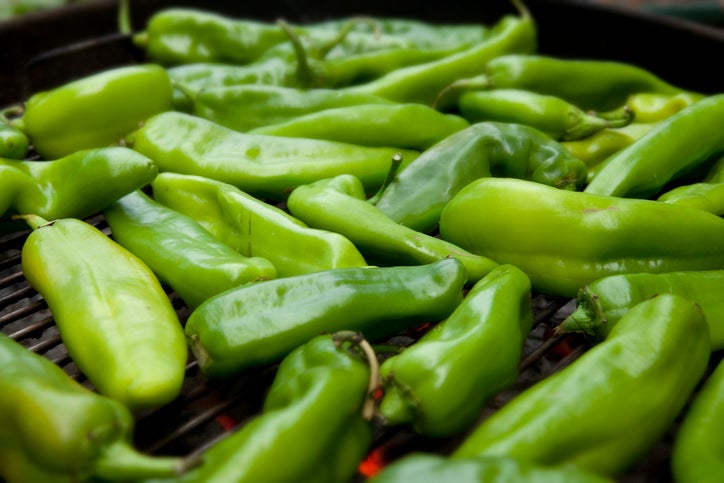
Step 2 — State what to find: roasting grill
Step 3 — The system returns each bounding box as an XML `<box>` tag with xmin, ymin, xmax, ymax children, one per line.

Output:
<box><xmin>1</xmin><ymin>0</ymin><xmax>723</xmax><ymax>481</ymax></box>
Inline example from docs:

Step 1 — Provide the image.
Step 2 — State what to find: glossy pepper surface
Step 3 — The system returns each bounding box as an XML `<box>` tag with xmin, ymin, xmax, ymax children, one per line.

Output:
<box><xmin>439</xmin><ymin>177</ymin><xmax>724</xmax><ymax>297</ymax></box>
<box><xmin>18</xmin><ymin>215</ymin><xmax>188</xmax><ymax>410</ymax></box>
<box><xmin>104</xmin><ymin>190</ymin><xmax>277</xmax><ymax>309</ymax></box>
<box><xmin>557</xmin><ymin>270</ymin><xmax>724</xmax><ymax>350</ymax></box>
<box><xmin>0</xmin><ymin>333</ymin><xmax>189</xmax><ymax>483</ymax></box>
<box><xmin>584</xmin><ymin>93</ymin><xmax>724</xmax><ymax>198</ymax></box>
<box><xmin>18</xmin><ymin>64</ymin><xmax>173</xmax><ymax>160</ymax></box>
<box><xmin>148</xmin><ymin>332</ymin><xmax>374</xmax><ymax>483</ymax></box>
<box><xmin>286</xmin><ymin>173</ymin><xmax>497</xmax><ymax>284</ymax></box>
<box><xmin>369</xmin><ymin>454</ymin><xmax>614</xmax><ymax>483</ymax></box>
<box><xmin>150</xmin><ymin>172</ymin><xmax>367</xmax><ymax>277</ymax></box>
<box><xmin>452</xmin><ymin>293</ymin><xmax>711</xmax><ymax>477</ymax></box>
<box><xmin>185</xmin><ymin>258</ymin><xmax>467</xmax><ymax>378</ymax></box>
<box><xmin>130</xmin><ymin>111</ymin><xmax>419</xmax><ymax>199</ymax></box>
<box><xmin>0</xmin><ymin>147</ymin><xmax>157</xmax><ymax>221</ymax></box>
<box><xmin>672</xmin><ymin>356</ymin><xmax>724</xmax><ymax>483</ymax></box>
<box><xmin>378</xmin><ymin>264</ymin><xmax>532</xmax><ymax>437</ymax></box>
<box><xmin>373</xmin><ymin>122</ymin><xmax>588</xmax><ymax>234</ymax></box>
<box><xmin>658</xmin><ymin>182</ymin><xmax>724</xmax><ymax>216</ymax></box>
<box><xmin>0</xmin><ymin>114</ymin><xmax>29</xmax><ymax>159</ymax></box>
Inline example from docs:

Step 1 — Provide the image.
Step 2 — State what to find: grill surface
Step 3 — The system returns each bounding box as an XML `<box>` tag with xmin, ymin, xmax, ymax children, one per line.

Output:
<box><xmin>1</xmin><ymin>0</ymin><xmax>723</xmax><ymax>481</ymax></box>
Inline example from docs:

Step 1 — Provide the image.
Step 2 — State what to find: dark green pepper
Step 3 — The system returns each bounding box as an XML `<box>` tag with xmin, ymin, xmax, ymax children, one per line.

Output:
<box><xmin>0</xmin><ymin>333</ymin><xmax>191</xmax><ymax>483</ymax></box>
<box><xmin>18</xmin><ymin>64</ymin><xmax>173</xmax><ymax>160</ymax></box>
<box><xmin>104</xmin><ymin>190</ymin><xmax>277</xmax><ymax>309</ymax></box>
<box><xmin>373</xmin><ymin>122</ymin><xmax>588</xmax><ymax>234</ymax></box>
<box><xmin>452</xmin><ymin>293</ymin><xmax>711</xmax><ymax>477</ymax></box>
<box><xmin>18</xmin><ymin>214</ymin><xmax>188</xmax><ymax>410</ymax></box>
<box><xmin>130</xmin><ymin>111</ymin><xmax>419</xmax><ymax>200</ymax></box>
<box><xmin>584</xmin><ymin>93</ymin><xmax>724</xmax><ymax>198</ymax></box>
<box><xmin>145</xmin><ymin>332</ymin><xmax>374</xmax><ymax>483</ymax></box>
<box><xmin>672</xmin><ymin>356</ymin><xmax>724</xmax><ymax>483</ymax></box>
<box><xmin>150</xmin><ymin>172</ymin><xmax>368</xmax><ymax>277</ymax></box>
<box><xmin>1</xmin><ymin>146</ymin><xmax>158</xmax><ymax>221</ymax></box>
<box><xmin>369</xmin><ymin>453</ymin><xmax>614</xmax><ymax>483</ymax></box>
<box><xmin>286</xmin><ymin>173</ymin><xmax>497</xmax><ymax>284</ymax></box>
<box><xmin>185</xmin><ymin>258</ymin><xmax>467</xmax><ymax>378</ymax></box>
<box><xmin>556</xmin><ymin>270</ymin><xmax>724</xmax><ymax>350</ymax></box>
<box><xmin>439</xmin><ymin>177</ymin><xmax>724</xmax><ymax>297</ymax></box>
<box><xmin>378</xmin><ymin>264</ymin><xmax>532</xmax><ymax>437</ymax></box>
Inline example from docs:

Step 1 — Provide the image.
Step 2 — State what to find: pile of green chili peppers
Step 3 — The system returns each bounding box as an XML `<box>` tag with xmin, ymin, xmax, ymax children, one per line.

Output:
<box><xmin>2</xmin><ymin>1</ymin><xmax>724</xmax><ymax>482</ymax></box>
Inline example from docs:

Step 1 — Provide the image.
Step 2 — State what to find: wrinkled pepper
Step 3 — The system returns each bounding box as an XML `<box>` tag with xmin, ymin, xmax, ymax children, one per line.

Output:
<box><xmin>0</xmin><ymin>146</ymin><xmax>157</xmax><ymax>221</ymax></box>
<box><xmin>18</xmin><ymin>215</ymin><xmax>188</xmax><ymax>410</ymax></box>
<box><xmin>584</xmin><ymin>93</ymin><xmax>724</xmax><ymax>198</ymax></box>
<box><xmin>604</xmin><ymin>91</ymin><xmax>704</xmax><ymax>124</ymax></box>
<box><xmin>378</xmin><ymin>264</ymin><xmax>532</xmax><ymax>437</ymax></box>
<box><xmin>129</xmin><ymin>111</ymin><xmax>419</xmax><ymax>200</ymax></box>
<box><xmin>657</xmin><ymin>182</ymin><xmax>724</xmax><ymax>216</ymax></box>
<box><xmin>557</xmin><ymin>270</ymin><xmax>724</xmax><ymax>350</ymax></box>
<box><xmin>456</xmin><ymin>88</ymin><xmax>631</xmax><ymax>141</ymax></box>
<box><xmin>0</xmin><ymin>333</ymin><xmax>190</xmax><ymax>483</ymax></box>
<box><xmin>150</xmin><ymin>172</ymin><xmax>367</xmax><ymax>277</ymax></box>
<box><xmin>104</xmin><ymin>190</ymin><xmax>277</xmax><ymax>309</ymax></box>
<box><xmin>369</xmin><ymin>454</ymin><xmax>614</xmax><ymax>483</ymax></box>
<box><xmin>16</xmin><ymin>64</ymin><xmax>173</xmax><ymax>160</ymax></box>
<box><xmin>672</xmin><ymin>356</ymin><xmax>724</xmax><ymax>483</ymax></box>
<box><xmin>185</xmin><ymin>258</ymin><xmax>467</xmax><ymax>378</ymax></box>
<box><xmin>286</xmin><ymin>173</ymin><xmax>497</xmax><ymax>284</ymax></box>
<box><xmin>249</xmin><ymin>103</ymin><xmax>470</xmax><ymax>150</ymax></box>
<box><xmin>439</xmin><ymin>177</ymin><xmax>724</xmax><ymax>297</ymax></box>
<box><xmin>145</xmin><ymin>332</ymin><xmax>374</xmax><ymax>483</ymax></box>
<box><xmin>373</xmin><ymin>121</ymin><xmax>588</xmax><ymax>234</ymax></box>
<box><xmin>452</xmin><ymin>293</ymin><xmax>711</xmax><ymax>477</ymax></box>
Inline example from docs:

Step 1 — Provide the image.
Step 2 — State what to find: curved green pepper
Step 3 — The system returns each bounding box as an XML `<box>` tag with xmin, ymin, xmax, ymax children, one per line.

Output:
<box><xmin>452</xmin><ymin>293</ymin><xmax>711</xmax><ymax>477</ymax></box>
<box><xmin>439</xmin><ymin>177</ymin><xmax>724</xmax><ymax>297</ymax></box>
<box><xmin>369</xmin><ymin>454</ymin><xmax>614</xmax><ymax>483</ymax></box>
<box><xmin>147</xmin><ymin>332</ymin><xmax>374</xmax><ymax>483</ymax></box>
<box><xmin>373</xmin><ymin>122</ymin><xmax>588</xmax><ymax>234</ymax></box>
<box><xmin>19</xmin><ymin>64</ymin><xmax>173</xmax><ymax>160</ymax></box>
<box><xmin>584</xmin><ymin>94</ymin><xmax>724</xmax><ymax>198</ymax></box>
<box><xmin>605</xmin><ymin>91</ymin><xmax>704</xmax><ymax>124</ymax></box>
<box><xmin>0</xmin><ymin>333</ymin><xmax>190</xmax><ymax>483</ymax></box>
<box><xmin>186</xmin><ymin>258</ymin><xmax>467</xmax><ymax>378</ymax></box>
<box><xmin>249</xmin><ymin>103</ymin><xmax>470</xmax><ymax>150</ymax></box>
<box><xmin>104</xmin><ymin>190</ymin><xmax>277</xmax><ymax>309</ymax></box>
<box><xmin>378</xmin><ymin>264</ymin><xmax>532</xmax><ymax>437</ymax></box>
<box><xmin>557</xmin><ymin>270</ymin><xmax>724</xmax><ymax>350</ymax></box>
<box><xmin>0</xmin><ymin>113</ymin><xmax>29</xmax><ymax>159</ymax></box>
<box><xmin>1</xmin><ymin>146</ymin><xmax>158</xmax><ymax>221</ymax></box>
<box><xmin>286</xmin><ymin>173</ymin><xmax>497</xmax><ymax>284</ymax></box>
<box><xmin>657</xmin><ymin>182</ymin><xmax>724</xmax><ymax>216</ymax></box>
<box><xmin>672</xmin><ymin>356</ymin><xmax>724</xmax><ymax>483</ymax></box>
<box><xmin>456</xmin><ymin>89</ymin><xmax>631</xmax><ymax>141</ymax></box>
<box><xmin>130</xmin><ymin>111</ymin><xmax>419</xmax><ymax>200</ymax></box>
<box><xmin>18</xmin><ymin>215</ymin><xmax>188</xmax><ymax>410</ymax></box>
<box><xmin>150</xmin><ymin>172</ymin><xmax>367</xmax><ymax>277</ymax></box>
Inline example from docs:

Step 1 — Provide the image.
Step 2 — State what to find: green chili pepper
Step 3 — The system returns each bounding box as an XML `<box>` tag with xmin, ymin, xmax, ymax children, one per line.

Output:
<box><xmin>344</xmin><ymin>3</ymin><xmax>536</xmax><ymax>107</ymax></box>
<box><xmin>287</xmin><ymin>172</ymin><xmax>496</xmax><ymax>284</ymax></box>
<box><xmin>250</xmin><ymin>103</ymin><xmax>470</xmax><ymax>150</ymax></box>
<box><xmin>187</xmin><ymin>84</ymin><xmax>394</xmax><ymax>132</ymax></box>
<box><xmin>0</xmin><ymin>146</ymin><xmax>158</xmax><ymax>221</ymax></box>
<box><xmin>373</xmin><ymin>122</ymin><xmax>588</xmax><ymax>234</ymax></box>
<box><xmin>150</xmin><ymin>172</ymin><xmax>367</xmax><ymax>277</ymax></box>
<box><xmin>657</xmin><ymin>182</ymin><xmax>724</xmax><ymax>216</ymax></box>
<box><xmin>378</xmin><ymin>264</ymin><xmax>532</xmax><ymax>437</ymax></box>
<box><xmin>672</xmin><ymin>356</ymin><xmax>724</xmax><ymax>483</ymax></box>
<box><xmin>130</xmin><ymin>111</ymin><xmax>418</xmax><ymax>200</ymax></box>
<box><xmin>0</xmin><ymin>333</ymin><xmax>192</xmax><ymax>483</ymax></box>
<box><xmin>369</xmin><ymin>454</ymin><xmax>614</xmax><ymax>483</ymax></box>
<box><xmin>186</xmin><ymin>258</ymin><xmax>466</xmax><ymax>378</ymax></box>
<box><xmin>584</xmin><ymin>93</ymin><xmax>724</xmax><ymax>198</ymax></box>
<box><xmin>19</xmin><ymin>64</ymin><xmax>173</xmax><ymax>160</ymax></box>
<box><xmin>456</xmin><ymin>89</ymin><xmax>631</xmax><ymax>141</ymax></box>
<box><xmin>104</xmin><ymin>190</ymin><xmax>277</xmax><ymax>309</ymax></box>
<box><xmin>452</xmin><ymin>293</ymin><xmax>711</xmax><ymax>477</ymax></box>
<box><xmin>17</xmin><ymin>214</ymin><xmax>188</xmax><ymax>410</ymax></box>
<box><xmin>556</xmin><ymin>270</ymin><xmax>724</xmax><ymax>350</ymax></box>
<box><xmin>704</xmin><ymin>154</ymin><xmax>724</xmax><ymax>183</ymax></box>
<box><xmin>439</xmin><ymin>177</ymin><xmax>724</xmax><ymax>297</ymax></box>
<box><xmin>0</xmin><ymin>109</ymin><xmax>29</xmax><ymax>159</ymax></box>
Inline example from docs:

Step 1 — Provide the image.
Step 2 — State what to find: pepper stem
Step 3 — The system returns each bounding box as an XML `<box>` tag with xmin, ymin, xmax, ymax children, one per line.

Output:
<box><xmin>117</xmin><ymin>0</ymin><xmax>132</xmax><ymax>35</ymax></box>
<box><xmin>368</xmin><ymin>153</ymin><xmax>404</xmax><ymax>205</ymax></box>
<box><xmin>432</xmin><ymin>74</ymin><xmax>491</xmax><ymax>110</ymax></box>
<box><xmin>317</xmin><ymin>16</ymin><xmax>381</xmax><ymax>58</ymax></box>
<box><xmin>332</xmin><ymin>331</ymin><xmax>381</xmax><ymax>422</ymax></box>
<box><xmin>11</xmin><ymin>214</ymin><xmax>52</xmax><ymax>230</ymax></box>
<box><xmin>277</xmin><ymin>19</ymin><xmax>316</xmax><ymax>87</ymax></box>
<box><xmin>92</xmin><ymin>441</ymin><xmax>194</xmax><ymax>481</ymax></box>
